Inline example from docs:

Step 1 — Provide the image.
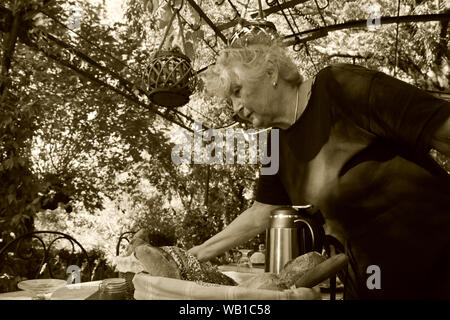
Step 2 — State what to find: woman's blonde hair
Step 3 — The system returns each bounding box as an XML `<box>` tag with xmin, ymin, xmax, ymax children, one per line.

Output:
<box><xmin>202</xmin><ymin>43</ymin><xmax>303</xmax><ymax>98</ymax></box>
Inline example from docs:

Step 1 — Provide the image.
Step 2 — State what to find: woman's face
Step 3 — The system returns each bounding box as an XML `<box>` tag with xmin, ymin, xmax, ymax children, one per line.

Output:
<box><xmin>228</xmin><ymin>64</ymin><xmax>279</xmax><ymax>128</ymax></box>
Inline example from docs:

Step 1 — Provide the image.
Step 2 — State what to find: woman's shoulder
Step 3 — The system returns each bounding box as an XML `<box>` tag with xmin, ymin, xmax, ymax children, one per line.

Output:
<box><xmin>313</xmin><ymin>63</ymin><xmax>379</xmax><ymax>99</ymax></box>
<box><xmin>319</xmin><ymin>63</ymin><xmax>379</xmax><ymax>79</ymax></box>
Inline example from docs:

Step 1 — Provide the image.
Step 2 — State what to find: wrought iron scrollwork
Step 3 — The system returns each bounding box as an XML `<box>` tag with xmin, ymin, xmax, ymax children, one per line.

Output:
<box><xmin>315</xmin><ymin>0</ymin><xmax>329</xmax><ymax>10</ymax></box>
<box><xmin>265</xmin><ymin>0</ymin><xmax>278</xmax><ymax>7</ymax></box>
<box><xmin>293</xmin><ymin>39</ymin><xmax>303</xmax><ymax>52</ymax></box>
<box><xmin>188</xmin><ymin>21</ymin><xmax>201</xmax><ymax>31</ymax></box>
<box><xmin>226</xmin><ymin>0</ymin><xmax>241</xmax><ymax>21</ymax></box>
<box><xmin>0</xmin><ymin>231</ymin><xmax>92</xmax><ymax>282</ymax></box>
<box><xmin>293</xmin><ymin>8</ymin><xmax>321</xmax><ymax>29</ymax></box>
<box><xmin>115</xmin><ymin>231</ymin><xmax>136</xmax><ymax>256</ymax></box>
<box><xmin>211</xmin><ymin>0</ymin><xmax>241</xmax><ymax>23</ymax></box>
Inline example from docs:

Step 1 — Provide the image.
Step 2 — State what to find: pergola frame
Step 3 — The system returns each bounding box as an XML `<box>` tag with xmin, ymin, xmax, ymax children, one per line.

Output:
<box><xmin>1</xmin><ymin>0</ymin><xmax>449</xmax><ymax>130</ymax></box>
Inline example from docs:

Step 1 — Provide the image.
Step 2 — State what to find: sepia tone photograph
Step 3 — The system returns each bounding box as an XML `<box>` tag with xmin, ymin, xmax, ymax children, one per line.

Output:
<box><xmin>0</xmin><ymin>0</ymin><xmax>449</xmax><ymax>309</ymax></box>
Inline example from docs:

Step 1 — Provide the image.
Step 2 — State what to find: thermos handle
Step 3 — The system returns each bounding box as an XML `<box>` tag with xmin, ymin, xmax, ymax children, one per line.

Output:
<box><xmin>294</xmin><ymin>217</ymin><xmax>317</xmax><ymax>250</ymax></box>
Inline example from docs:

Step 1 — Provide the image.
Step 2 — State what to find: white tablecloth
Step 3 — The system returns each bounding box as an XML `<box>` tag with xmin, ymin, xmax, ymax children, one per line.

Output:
<box><xmin>0</xmin><ymin>281</ymin><xmax>101</xmax><ymax>300</ymax></box>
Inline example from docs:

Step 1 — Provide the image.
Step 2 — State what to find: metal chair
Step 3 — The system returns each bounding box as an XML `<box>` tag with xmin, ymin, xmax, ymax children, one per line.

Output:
<box><xmin>323</xmin><ymin>235</ymin><xmax>346</xmax><ymax>300</ymax></box>
<box><xmin>0</xmin><ymin>231</ymin><xmax>92</xmax><ymax>286</ymax></box>
<box><xmin>115</xmin><ymin>231</ymin><xmax>136</xmax><ymax>256</ymax></box>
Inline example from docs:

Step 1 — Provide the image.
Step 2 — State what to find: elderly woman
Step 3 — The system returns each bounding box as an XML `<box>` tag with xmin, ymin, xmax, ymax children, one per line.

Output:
<box><xmin>188</xmin><ymin>41</ymin><xmax>450</xmax><ymax>299</ymax></box>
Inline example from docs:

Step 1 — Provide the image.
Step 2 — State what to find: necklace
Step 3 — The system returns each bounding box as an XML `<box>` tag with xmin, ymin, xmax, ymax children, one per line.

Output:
<box><xmin>293</xmin><ymin>86</ymin><xmax>299</xmax><ymax>124</ymax></box>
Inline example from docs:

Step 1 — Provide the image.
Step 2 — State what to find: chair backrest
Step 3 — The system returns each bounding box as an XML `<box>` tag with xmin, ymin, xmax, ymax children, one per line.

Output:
<box><xmin>0</xmin><ymin>231</ymin><xmax>92</xmax><ymax>288</ymax></box>
<box><xmin>115</xmin><ymin>231</ymin><xmax>136</xmax><ymax>256</ymax></box>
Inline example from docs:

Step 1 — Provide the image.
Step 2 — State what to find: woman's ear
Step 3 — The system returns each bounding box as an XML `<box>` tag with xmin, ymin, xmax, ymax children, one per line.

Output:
<box><xmin>266</xmin><ymin>60</ymin><xmax>279</xmax><ymax>85</ymax></box>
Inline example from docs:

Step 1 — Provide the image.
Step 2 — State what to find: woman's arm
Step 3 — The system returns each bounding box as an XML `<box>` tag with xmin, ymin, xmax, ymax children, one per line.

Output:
<box><xmin>431</xmin><ymin>115</ymin><xmax>450</xmax><ymax>157</ymax></box>
<box><xmin>188</xmin><ymin>201</ymin><xmax>283</xmax><ymax>262</ymax></box>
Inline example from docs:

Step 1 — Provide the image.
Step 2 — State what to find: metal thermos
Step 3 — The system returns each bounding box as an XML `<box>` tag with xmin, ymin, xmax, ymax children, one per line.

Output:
<box><xmin>265</xmin><ymin>205</ymin><xmax>322</xmax><ymax>274</ymax></box>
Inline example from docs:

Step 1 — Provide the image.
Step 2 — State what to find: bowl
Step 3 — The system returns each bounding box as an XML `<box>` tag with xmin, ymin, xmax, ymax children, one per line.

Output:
<box><xmin>18</xmin><ymin>279</ymin><xmax>67</xmax><ymax>300</ymax></box>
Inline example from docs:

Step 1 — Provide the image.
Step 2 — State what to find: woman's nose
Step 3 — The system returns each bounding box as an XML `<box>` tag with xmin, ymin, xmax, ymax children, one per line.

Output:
<box><xmin>230</xmin><ymin>98</ymin><xmax>241</xmax><ymax>113</ymax></box>
<box><xmin>233</xmin><ymin>108</ymin><xmax>251</xmax><ymax>123</ymax></box>
<box><xmin>229</xmin><ymin>98</ymin><xmax>250</xmax><ymax>122</ymax></box>
<box><xmin>230</xmin><ymin>99</ymin><xmax>243</xmax><ymax>114</ymax></box>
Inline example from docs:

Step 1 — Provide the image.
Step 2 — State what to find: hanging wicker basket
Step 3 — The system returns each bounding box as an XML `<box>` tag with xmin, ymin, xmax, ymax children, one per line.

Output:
<box><xmin>145</xmin><ymin>50</ymin><xmax>196</xmax><ymax>108</ymax></box>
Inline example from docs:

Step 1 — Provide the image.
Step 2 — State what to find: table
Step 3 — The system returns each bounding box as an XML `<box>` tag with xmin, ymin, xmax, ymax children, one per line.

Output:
<box><xmin>0</xmin><ymin>272</ymin><xmax>343</xmax><ymax>300</ymax></box>
<box><xmin>219</xmin><ymin>264</ymin><xmax>344</xmax><ymax>300</ymax></box>
<box><xmin>0</xmin><ymin>280</ymin><xmax>102</xmax><ymax>300</ymax></box>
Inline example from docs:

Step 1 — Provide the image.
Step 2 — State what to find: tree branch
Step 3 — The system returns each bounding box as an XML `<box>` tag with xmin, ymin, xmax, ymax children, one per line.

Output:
<box><xmin>435</xmin><ymin>9</ymin><xmax>450</xmax><ymax>66</ymax></box>
<box><xmin>0</xmin><ymin>11</ymin><xmax>20</xmax><ymax>99</ymax></box>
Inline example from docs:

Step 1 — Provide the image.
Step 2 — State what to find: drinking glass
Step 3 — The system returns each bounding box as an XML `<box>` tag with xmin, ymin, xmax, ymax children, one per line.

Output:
<box><xmin>237</xmin><ymin>249</ymin><xmax>253</xmax><ymax>272</ymax></box>
<box><xmin>17</xmin><ymin>279</ymin><xmax>67</xmax><ymax>300</ymax></box>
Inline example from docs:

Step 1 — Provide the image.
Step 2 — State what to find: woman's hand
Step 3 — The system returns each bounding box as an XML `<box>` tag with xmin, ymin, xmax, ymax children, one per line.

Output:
<box><xmin>187</xmin><ymin>245</ymin><xmax>204</xmax><ymax>260</ymax></box>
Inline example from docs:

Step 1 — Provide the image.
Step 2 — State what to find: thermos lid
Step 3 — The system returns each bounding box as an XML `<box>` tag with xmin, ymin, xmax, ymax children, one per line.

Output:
<box><xmin>269</xmin><ymin>205</ymin><xmax>312</xmax><ymax>228</ymax></box>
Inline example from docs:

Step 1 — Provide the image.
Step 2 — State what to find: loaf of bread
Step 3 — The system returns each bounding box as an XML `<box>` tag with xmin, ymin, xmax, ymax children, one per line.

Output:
<box><xmin>134</xmin><ymin>244</ymin><xmax>237</xmax><ymax>286</ymax></box>
<box><xmin>134</xmin><ymin>244</ymin><xmax>182</xmax><ymax>279</ymax></box>
<box><xmin>130</xmin><ymin>230</ymin><xmax>326</xmax><ymax>290</ymax></box>
<box><xmin>238</xmin><ymin>251</ymin><xmax>327</xmax><ymax>290</ymax></box>
<box><xmin>278</xmin><ymin>251</ymin><xmax>327</xmax><ymax>287</ymax></box>
<box><xmin>130</xmin><ymin>231</ymin><xmax>236</xmax><ymax>286</ymax></box>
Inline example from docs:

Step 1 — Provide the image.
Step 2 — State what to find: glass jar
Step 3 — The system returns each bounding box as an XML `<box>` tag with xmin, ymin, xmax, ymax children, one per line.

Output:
<box><xmin>237</xmin><ymin>249</ymin><xmax>253</xmax><ymax>272</ymax></box>
<box><xmin>99</xmin><ymin>278</ymin><xmax>128</xmax><ymax>300</ymax></box>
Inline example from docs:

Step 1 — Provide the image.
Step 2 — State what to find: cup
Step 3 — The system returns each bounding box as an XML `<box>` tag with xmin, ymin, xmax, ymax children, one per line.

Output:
<box><xmin>17</xmin><ymin>279</ymin><xmax>67</xmax><ymax>300</ymax></box>
<box><xmin>237</xmin><ymin>249</ymin><xmax>253</xmax><ymax>272</ymax></box>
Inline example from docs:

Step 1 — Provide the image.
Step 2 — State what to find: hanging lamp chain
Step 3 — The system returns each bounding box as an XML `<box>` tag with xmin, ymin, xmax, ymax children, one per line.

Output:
<box><xmin>176</xmin><ymin>10</ymin><xmax>188</xmax><ymax>56</ymax></box>
<box><xmin>257</xmin><ymin>0</ymin><xmax>265</xmax><ymax>19</ymax></box>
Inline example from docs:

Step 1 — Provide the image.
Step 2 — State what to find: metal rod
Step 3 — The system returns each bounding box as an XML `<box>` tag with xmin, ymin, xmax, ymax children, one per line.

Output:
<box><xmin>250</xmin><ymin>0</ymin><xmax>310</xmax><ymax>19</ymax></box>
<box><xmin>393</xmin><ymin>0</ymin><xmax>401</xmax><ymax>76</ymax></box>
<box><xmin>257</xmin><ymin>0</ymin><xmax>265</xmax><ymax>19</ymax></box>
<box><xmin>283</xmin><ymin>13</ymin><xmax>450</xmax><ymax>45</ymax></box>
<box><xmin>185</xmin><ymin>0</ymin><xmax>228</xmax><ymax>43</ymax></box>
<box><xmin>157</xmin><ymin>7</ymin><xmax>178</xmax><ymax>53</ymax></box>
